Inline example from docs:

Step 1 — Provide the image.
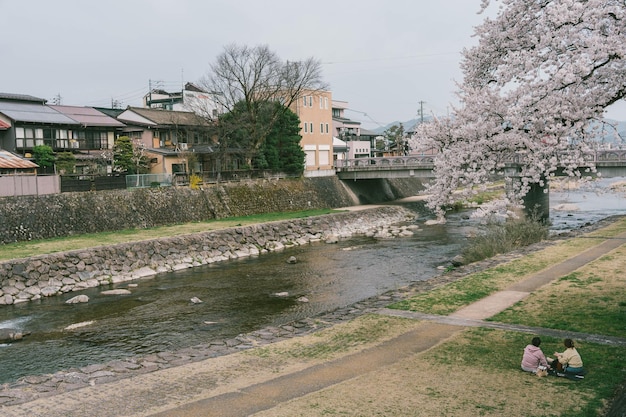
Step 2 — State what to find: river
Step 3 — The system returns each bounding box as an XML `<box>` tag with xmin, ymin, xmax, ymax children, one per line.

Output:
<box><xmin>0</xmin><ymin>179</ymin><xmax>623</xmax><ymax>384</ymax></box>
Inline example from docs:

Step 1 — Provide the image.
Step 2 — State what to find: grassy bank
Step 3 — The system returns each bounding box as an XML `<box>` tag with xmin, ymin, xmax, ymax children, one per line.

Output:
<box><xmin>0</xmin><ymin>208</ymin><xmax>340</xmax><ymax>261</ymax></box>
<box><xmin>247</xmin><ymin>216</ymin><xmax>626</xmax><ymax>416</ymax></box>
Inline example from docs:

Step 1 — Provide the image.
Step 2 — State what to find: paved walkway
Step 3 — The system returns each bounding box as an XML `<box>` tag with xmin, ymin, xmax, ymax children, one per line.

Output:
<box><xmin>3</xmin><ymin>229</ymin><xmax>626</xmax><ymax>417</ymax></box>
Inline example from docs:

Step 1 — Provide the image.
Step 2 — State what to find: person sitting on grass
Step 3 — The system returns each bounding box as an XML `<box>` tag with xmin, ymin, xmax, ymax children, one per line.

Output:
<box><xmin>549</xmin><ymin>338</ymin><xmax>584</xmax><ymax>375</ymax></box>
<box><xmin>521</xmin><ymin>336</ymin><xmax>549</xmax><ymax>374</ymax></box>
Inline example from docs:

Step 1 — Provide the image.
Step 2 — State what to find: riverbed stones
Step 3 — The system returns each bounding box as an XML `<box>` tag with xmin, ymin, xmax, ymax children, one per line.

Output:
<box><xmin>101</xmin><ymin>289</ymin><xmax>132</xmax><ymax>296</ymax></box>
<box><xmin>65</xmin><ymin>295</ymin><xmax>89</xmax><ymax>304</ymax></box>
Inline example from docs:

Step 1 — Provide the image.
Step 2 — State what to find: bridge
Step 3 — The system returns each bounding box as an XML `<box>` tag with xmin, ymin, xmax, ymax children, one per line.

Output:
<box><xmin>335</xmin><ymin>150</ymin><xmax>626</xmax><ymax>180</ymax></box>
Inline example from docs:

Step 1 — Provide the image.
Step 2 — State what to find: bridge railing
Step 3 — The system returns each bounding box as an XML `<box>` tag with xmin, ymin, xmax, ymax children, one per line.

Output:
<box><xmin>335</xmin><ymin>150</ymin><xmax>626</xmax><ymax>171</ymax></box>
<box><xmin>335</xmin><ymin>155</ymin><xmax>436</xmax><ymax>171</ymax></box>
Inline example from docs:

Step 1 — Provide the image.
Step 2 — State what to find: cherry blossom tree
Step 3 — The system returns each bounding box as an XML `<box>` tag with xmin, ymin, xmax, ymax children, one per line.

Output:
<box><xmin>417</xmin><ymin>0</ymin><xmax>626</xmax><ymax>220</ymax></box>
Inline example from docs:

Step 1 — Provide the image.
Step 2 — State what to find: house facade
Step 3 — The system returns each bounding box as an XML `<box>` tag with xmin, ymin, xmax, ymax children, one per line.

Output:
<box><xmin>0</xmin><ymin>93</ymin><xmax>125</xmax><ymax>174</ymax></box>
<box><xmin>291</xmin><ymin>90</ymin><xmax>334</xmax><ymax>176</ymax></box>
<box><xmin>115</xmin><ymin>107</ymin><xmax>231</xmax><ymax>177</ymax></box>
<box><xmin>332</xmin><ymin>100</ymin><xmax>361</xmax><ymax>142</ymax></box>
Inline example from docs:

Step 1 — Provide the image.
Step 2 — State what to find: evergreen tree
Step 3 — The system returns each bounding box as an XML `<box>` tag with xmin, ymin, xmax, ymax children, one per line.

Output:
<box><xmin>113</xmin><ymin>136</ymin><xmax>149</xmax><ymax>174</ymax></box>
<box><xmin>32</xmin><ymin>145</ymin><xmax>55</xmax><ymax>172</ymax></box>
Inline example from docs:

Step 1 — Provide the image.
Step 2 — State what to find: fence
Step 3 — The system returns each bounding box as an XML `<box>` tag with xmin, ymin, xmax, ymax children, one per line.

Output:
<box><xmin>0</xmin><ymin>175</ymin><xmax>60</xmax><ymax>197</ymax></box>
<box><xmin>60</xmin><ymin>174</ymin><xmax>128</xmax><ymax>193</ymax></box>
<box><xmin>126</xmin><ymin>173</ymin><xmax>173</xmax><ymax>188</ymax></box>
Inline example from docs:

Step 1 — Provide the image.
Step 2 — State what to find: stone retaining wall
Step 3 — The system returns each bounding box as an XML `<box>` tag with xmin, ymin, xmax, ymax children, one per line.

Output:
<box><xmin>0</xmin><ymin>206</ymin><xmax>415</xmax><ymax>306</ymax></box>
<box><xmin>0</xmin><ymin>177</ymin><xmax>426</xmax><ymax>245</ymax></box>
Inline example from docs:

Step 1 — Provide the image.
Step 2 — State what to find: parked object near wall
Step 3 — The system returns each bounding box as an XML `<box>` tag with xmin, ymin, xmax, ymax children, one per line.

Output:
<box><xmin>0</xmin><ymin>206</ymin><xmax>415</xmax><ymax>306</ymax></box>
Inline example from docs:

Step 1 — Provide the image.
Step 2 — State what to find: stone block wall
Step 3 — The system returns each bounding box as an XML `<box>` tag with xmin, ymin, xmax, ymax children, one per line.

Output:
<box><xmin>0</xmin><ymin>176</ymin><xmax>425</xmax><ymax>245</ymax></box>
<box><xmin>0</xmin><ymin>206</ymin><xmax>415</xmax><ymax>306</ymax></box>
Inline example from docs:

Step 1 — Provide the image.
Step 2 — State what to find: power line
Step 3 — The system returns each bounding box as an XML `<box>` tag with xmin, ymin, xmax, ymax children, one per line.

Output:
<box><xmin>322</xmin><ymin>52</ymin><xmax>459</xmax><ymax>66</ymax></box>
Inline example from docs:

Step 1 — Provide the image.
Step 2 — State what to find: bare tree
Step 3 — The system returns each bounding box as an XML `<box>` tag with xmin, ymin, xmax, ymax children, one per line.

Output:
<box><xmin>198</xmin><ymin>44</ymin><xmax>327</xmax><ymax>165</ymax></box>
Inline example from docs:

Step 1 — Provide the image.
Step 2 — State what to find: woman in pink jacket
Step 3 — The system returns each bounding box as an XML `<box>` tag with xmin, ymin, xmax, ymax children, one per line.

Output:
<box><xmin>521</xmin><ymin>336</ymin><xmax>548</xmax><ymax>373</ymax></box>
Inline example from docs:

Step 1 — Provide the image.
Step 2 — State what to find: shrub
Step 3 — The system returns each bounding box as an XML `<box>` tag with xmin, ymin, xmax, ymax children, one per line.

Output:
<box><xmin>462</xmin><ymin>216</ymin><xmax>549</xmax><ymax>263</ymax></box>
<box><xmin>189</xmin><ymin>174</ymin><xmax>203</xmax><ymax>190</ymax></box>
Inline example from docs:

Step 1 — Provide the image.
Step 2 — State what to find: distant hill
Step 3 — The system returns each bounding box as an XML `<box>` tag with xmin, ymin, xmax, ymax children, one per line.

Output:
<box><xmin>371</xmin><ymin>118</ymin><xmax>431</xmax><ymax>135</ymax></box>
<box><xmin>374</xmin><ymin>118</ymin><xmax>625</xmax><ymax>145</ymax></box>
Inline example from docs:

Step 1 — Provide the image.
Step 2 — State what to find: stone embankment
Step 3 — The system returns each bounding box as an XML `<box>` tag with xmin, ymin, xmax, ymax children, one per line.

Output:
<box><xmin>0</xmin><ymin>218</ymin><xmax>569</xmax><ymax>408</ymax></box>
<box><xmin>0</xmin><ymin>206</ymin><xmax>416</xmax><ymax>306</ymax></box>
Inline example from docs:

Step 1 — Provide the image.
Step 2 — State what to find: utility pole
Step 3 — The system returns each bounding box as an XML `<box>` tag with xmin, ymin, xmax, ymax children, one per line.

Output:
<box><xmin>417</xmin><ymin>101</ymin><xmax>426</xmax><ymax>124</ymax></box>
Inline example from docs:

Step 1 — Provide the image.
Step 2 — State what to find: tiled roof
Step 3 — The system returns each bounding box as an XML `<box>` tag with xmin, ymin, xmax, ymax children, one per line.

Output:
<box><xmin>0</xmin><ymin>150</ymin><xmax>39</xmax><ymax>169</ymax></box>
<box><xmin>0</xmin><ymin>93</ymin><xmax>47</xmax><ymax>103</ymax></box>
<box><xmin>0</xmin><ymin>100</ymin><xmax>78</xmax><ymax>125</ymax></box>
<box><xmin>50</xmin><ymin>105</ymin><xmax>125</xmax><ymax>127</ymax></box>
<box><xmin>126</xmin><ymin>107</ymin><xmax>207</xmax><ymax>126</ymax></box>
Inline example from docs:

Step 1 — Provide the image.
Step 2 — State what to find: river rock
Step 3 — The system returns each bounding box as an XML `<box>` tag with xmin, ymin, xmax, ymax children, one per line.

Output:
<box><xmin>450</xmin><ymin>255</ymin><xmax>466</xmax><ymax>267</ymax></box>
<box><xmin>64</xmin><ymin>321</ymin><xmax>94</xmax><ymax>330</ymax></box>
<box><xmin>190</xmin><ymin>297</ymin><xmax>203</xmax><ymax>304</ymax></box>
<box><xmin>100</xmin><ymin>289</ymin><xmax>132</xmax><ymax>296</ymax></box>
<box><xmin>286</xmin><ymin>256</ymin><xmax>297</xmax><ymax>264</ymax></box>
<box><xmin>325</xmin><ymin>235</ymin><xmax>339</xmax><ymax>244</ymax></box>
<box><xmin>0</xmin><ymin>329</ymin><xmax>28</xmax><ymax>343</ymax></box>
<box><xmin>65</xmin><ymin>295</ymin><xmax>89</xmax><ymax>304</ymax></box>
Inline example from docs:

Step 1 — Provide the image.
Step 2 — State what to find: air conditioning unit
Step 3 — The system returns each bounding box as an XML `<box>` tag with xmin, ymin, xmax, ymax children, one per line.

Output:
<box><xmin>179</xmin><ymin>143</ymin><xmax>188</xmax><ymax>150</ymax></box>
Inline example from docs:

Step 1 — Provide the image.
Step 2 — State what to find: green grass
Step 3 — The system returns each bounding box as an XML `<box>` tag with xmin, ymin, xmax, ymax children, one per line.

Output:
<box><xmin>423</xmin><ymin>328</ymin><xmax>626</xmax><ymax>417</ymax></box>
<box><xmin>389</xmin><ymin>217</ymin><xmax>626</xmax><ymax>316</ymax></box>
<box><xmin>0</xmin><ymin>208</ymin><xmax>342</xmax><ymax>261</ymax></box>
<box><xmin>389</xmin><ymin>258</ymin><xmax>554</xmax><ymax>315</ymax></box>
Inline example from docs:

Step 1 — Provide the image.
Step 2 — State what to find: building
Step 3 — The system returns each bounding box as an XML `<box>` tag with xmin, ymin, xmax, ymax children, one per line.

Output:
<box><xmin>291</xmin><ymin>90</ymin><xmax>334</xmax><ymax>176</ymax></box>
<box><xmin>0</xmin><ymin>93</ymin><xmax>124</xmax><ymax>174</ymax></box>
<box><xmin>144</xmin><ymin>82</ymin><xmax>222</xmax><ymax>119</ymax></box>
<box><xmin>332</xmin><ymin>100</ymin><xmax>361</xmax><ymax>141</ymax></box>
<box><xmin>116</xmin><ymin>107</ymin><xmax>217</xmax><ymax>176</ymax></box>
<box><xmin>331</xmin><ymin>100</ymin><xmax>378</xmax><ymax>160</ymax></box>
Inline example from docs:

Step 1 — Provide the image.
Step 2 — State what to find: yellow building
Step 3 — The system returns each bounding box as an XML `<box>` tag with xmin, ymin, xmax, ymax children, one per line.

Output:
<box><xmin>291</xmin><ymin>90</ymin><xmax>334</xmax><ymax>177</ymax></box>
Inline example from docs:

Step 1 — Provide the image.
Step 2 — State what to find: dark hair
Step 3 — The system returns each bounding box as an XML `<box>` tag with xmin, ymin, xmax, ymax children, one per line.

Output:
<box><xmin>531</xmin><ymin>337</ymin><xmax>541</xmax><ymax>347</ymax></box>
<box><xmin>564</xmin><ymin>338</ymin><xmax>575</xmax><ymax>348</ymax></box>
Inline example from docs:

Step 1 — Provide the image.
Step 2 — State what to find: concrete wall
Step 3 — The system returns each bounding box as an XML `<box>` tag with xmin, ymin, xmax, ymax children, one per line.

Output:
<box><xmin>0</xmin><ymin>176</ymin><xmax>425</xmax><ymax>244</ymax></box>
<box><xmin>0</xmin><ymin>175</ymin><xmax>60</xmax><ymax>197</ymax></box>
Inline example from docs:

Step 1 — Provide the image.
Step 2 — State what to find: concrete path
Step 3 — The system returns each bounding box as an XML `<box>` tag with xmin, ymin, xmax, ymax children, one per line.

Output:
<box><xmin>3</xmin><ymin>229</ymin><xmax>626</xmax><ymax>417</ymax></box>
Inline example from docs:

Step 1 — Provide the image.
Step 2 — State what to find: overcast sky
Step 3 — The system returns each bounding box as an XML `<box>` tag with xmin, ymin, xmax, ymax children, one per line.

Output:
<box><xmin>2</xmin><ymin>1</ymin><xmax>625</xmax><ymax>130</ymax></box>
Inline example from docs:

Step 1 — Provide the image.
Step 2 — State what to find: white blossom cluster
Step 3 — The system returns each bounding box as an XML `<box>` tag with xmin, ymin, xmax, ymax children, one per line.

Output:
<box><xmin>417</xmin><ymin>0</ymin><xmax>625</xmax><ymax>220</ymax></box>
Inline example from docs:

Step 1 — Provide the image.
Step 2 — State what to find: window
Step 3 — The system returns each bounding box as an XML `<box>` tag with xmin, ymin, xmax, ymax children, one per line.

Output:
<box><xmin>304</xmin><ymin>122</ymin><xmax>308</xmax><ymax>133</ymax></box>
<box><xmin>319</xmin><ymin>97</ymin><xmax>323</xmax><ymax>109</ymax></box>
<box><xmin>309</xmin><ymin>122</ymin><xmax>313</xmax><ymax>133</ymax></box>
<box><xmin>319</xmin><ymin>150</ymin><xmax>330</xmax><ymax>165</ymax></box>
<box><xmin>56</xmin><ymin>129</ymin><xmax>69</xmax><ymax>149</ymax></box>
<box><xmin>303</xmin><ymin>96</ymin><xmax>307</xmax><ymax>107</ymax></box>
<box><xmin>325</xmin><ymin>123</ymin><xmax>329</xmax><ymax>134</ymax></box>
<box><xmin>324</xmin><ymin>97</ymin><xmax>328</xmax><ymax>109</ymax></box>
<box><xmin>308</xmin><ymin>96</ymin><xmax>313</xmax><ymax>107</ymax></box>
<box><xmin>320</xmin><ymin>123</ymin><xmax>324</xmax><ymax>133</ymax></box>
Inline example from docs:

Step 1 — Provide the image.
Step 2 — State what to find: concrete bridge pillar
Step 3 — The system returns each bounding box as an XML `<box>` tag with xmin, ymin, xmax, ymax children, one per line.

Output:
<box><xmin>522</xmin><ymin>180</ymin><xmax>550</xmax><ymax>223</ymax></box>
<box><xmin>505</xmin><ymin>168</ymin><xmax>550</xmax><ymax>223</ymax></box>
